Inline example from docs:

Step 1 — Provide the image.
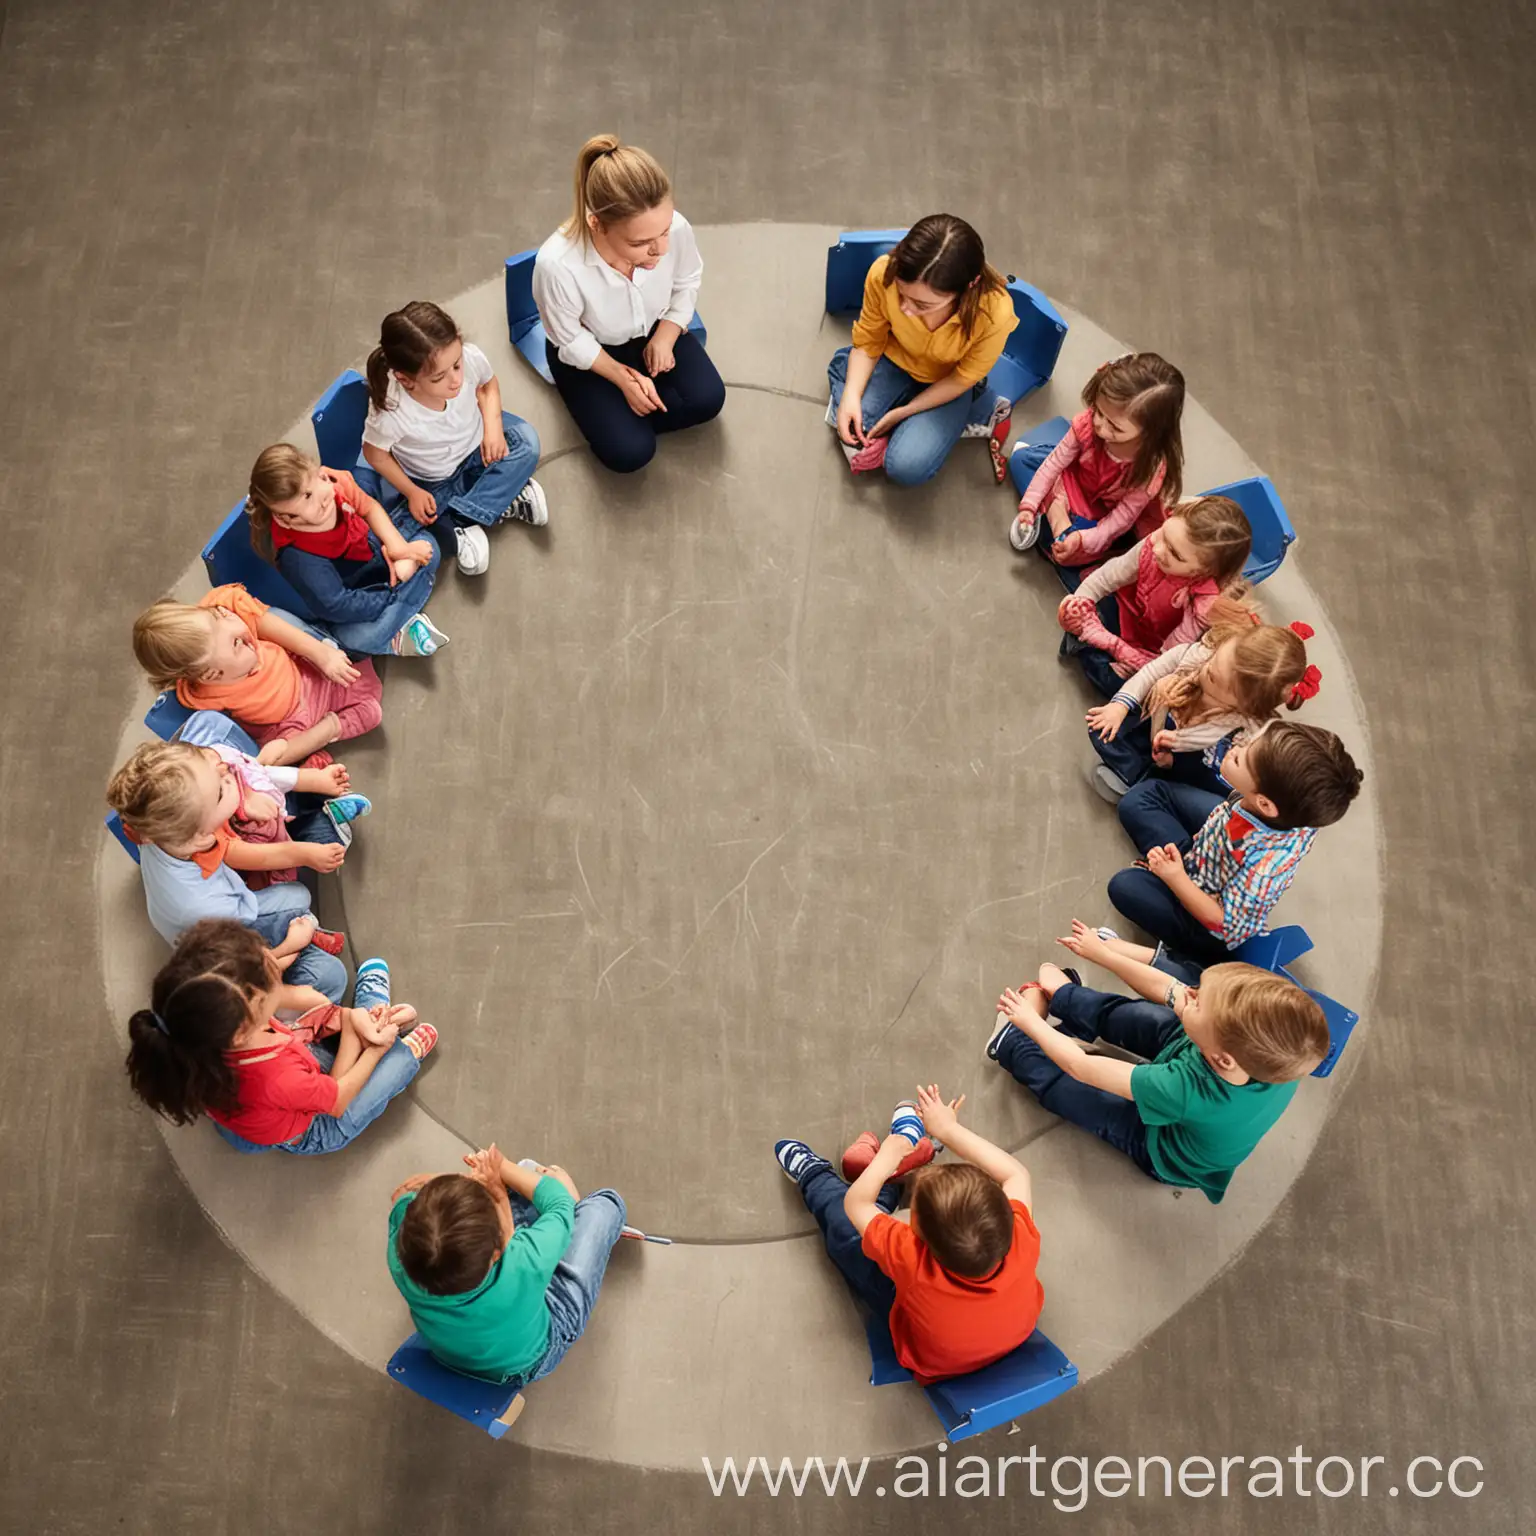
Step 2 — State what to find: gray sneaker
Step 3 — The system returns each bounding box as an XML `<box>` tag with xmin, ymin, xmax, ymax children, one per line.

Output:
<box><xmin>502</xmin><ymin>477</ymin><xmax>548</xmax><ymax>526</ymax></box>
<box><xmin>1010</xmin><ymin>512</ymin><xmax>1042</xmax><ymax>552</ymax></box>
<box><xmin>1089</xmin><ymin>763</ymin><xmax>1131</xmax><ymax>803</ymax></box>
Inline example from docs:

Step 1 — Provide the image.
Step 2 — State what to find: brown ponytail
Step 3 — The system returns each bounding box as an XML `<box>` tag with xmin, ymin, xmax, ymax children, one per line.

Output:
<box><xmin>563</xmin><ymin>134</ymin><xmax>671</xmax><ymax>241</ymax></box>
<box><xmin>366</xmin><ymin>301</ymin><xmax>462</xmax><ymax>411</ymax></box>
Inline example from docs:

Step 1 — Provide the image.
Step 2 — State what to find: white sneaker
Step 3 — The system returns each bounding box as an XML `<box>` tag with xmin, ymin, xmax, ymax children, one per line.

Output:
<box><xmin>1010</xmin><ymin>512</ymin><xmax>1041</xmax><ymax>552</ymax></box>
<box><xmin>455</xmin><ymin>525</ymin><xmax>490</xmax><ymax>576</ymax></box>
<box><xmin>502</xmin><ymin>477</ymin><xmax>548</xmax><ymax>527</ymax></box>
<box><xmin>391</xmin><ymin>613</ymin><xmax>450</xmax><ymax>657</ymax></box>
<box><xmin>824</xmin><ymin>394</ymin><xmax>837</xmax><ymax>429</ymax></box>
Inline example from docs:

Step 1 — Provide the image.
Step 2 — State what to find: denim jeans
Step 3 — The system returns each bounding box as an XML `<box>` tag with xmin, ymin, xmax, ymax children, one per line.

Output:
<box><xmin>323</xmin><ymin>516</ymin><xmax>442</xmax><ymax>656</ymax></box>
<box><xmin>1117</xmin><ymin>778</ymin><xmax>1225</xmax><ymax>858</ymax></box>
<box><xmin>1010</xmin><ymin>436</ymin><xmax>1101</xmax><ymax>593</ymax></box>
<box><xmin>1091</xmin><ymin>713</ymin><xmax>1230</xmax><ymax>796</ymax></box>
<box><xmin>827</xmin><ymin>348</ymin><xmax>999</xmax><ymax>487</ymax></box>
<box><xmin>991</xmin><ymin>983</ymin><xmax>1170</xmax><ymax>1179</ymax></box>
<box><xmin>504</xmin><ymin>1176</ymin><xmax>628</xmax><ymax>1387</ymax></box>
<box><xmin>246</xmin><ymin>838</ymin><xmax>346</xmax><ymax>1003</ymax></box>
<box><xmin>793</xmin><ymin>1154</ymin><xmax>903</xmax><ymax>1318</ymax></box>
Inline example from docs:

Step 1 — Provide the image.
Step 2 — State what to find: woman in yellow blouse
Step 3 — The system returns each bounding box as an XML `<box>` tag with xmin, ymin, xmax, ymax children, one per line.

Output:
<box><xmin>829</xmin><ymin>214</ymin><xmax>1017</xmax><ymax>485</ymax></box>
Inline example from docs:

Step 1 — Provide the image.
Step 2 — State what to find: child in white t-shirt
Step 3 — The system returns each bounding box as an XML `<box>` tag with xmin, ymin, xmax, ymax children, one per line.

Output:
<box><xmin>359</xmin><ymin>300</ymin><xmax>547</xmax><ymax>577</ymax></box>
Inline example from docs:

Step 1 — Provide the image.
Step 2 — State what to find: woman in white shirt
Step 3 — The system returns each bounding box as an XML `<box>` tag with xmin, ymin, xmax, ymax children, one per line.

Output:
<box><xmin>532</xmin><ymin>135</ymin><xmax>726</xmax><ymax>474</ymax></box>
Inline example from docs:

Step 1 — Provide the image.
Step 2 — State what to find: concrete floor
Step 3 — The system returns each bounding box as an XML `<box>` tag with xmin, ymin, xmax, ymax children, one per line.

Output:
<box><xmin>4</xmin><ymin>0</ymin><xmax>1534</xmax><ymax>1532</ymax></box>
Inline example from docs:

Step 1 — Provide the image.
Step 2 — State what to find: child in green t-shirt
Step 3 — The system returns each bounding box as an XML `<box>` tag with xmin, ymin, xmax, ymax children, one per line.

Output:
<box><xmin>387</xmin><ymin>1144</ymin><xmax>626</xmax><ymax>1385</ymax></box>
<box><xmin>987</xmin><ymin>922</ymin><xmax>1330</xmax><ymax>1203</ymax></box>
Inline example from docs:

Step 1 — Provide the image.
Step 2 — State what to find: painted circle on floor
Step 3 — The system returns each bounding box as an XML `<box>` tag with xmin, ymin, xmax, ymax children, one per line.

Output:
<box><xmin>98</xmin><ymin>226</ymin><xmax>1381</xmax><ymax>1466</ymax></box>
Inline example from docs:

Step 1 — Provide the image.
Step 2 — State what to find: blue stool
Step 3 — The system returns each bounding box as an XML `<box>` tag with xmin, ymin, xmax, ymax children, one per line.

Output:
<box><xmin>503</xmin><ymin>249</ymin><xmax>708</xmax><ymax>386</ymax></box>
<box><xmin>201</xmin><ymin>498</ymin><xmax>315</xmax><ymax>620</ymax></box>
<box><xmin>312</xmin><ymin>369</ymin><xmax>371</xmax><ymax>471</ymax></box>
<box><xmin>144</xmin><ymin>691</ymin><xmax>193</xmax><ymax>740</ymax></box>
<box><xmin>825</xmin><ymin>231</ymin><xmax>1067</xmax><ymax>407</ymax></box>
<box><xmin>387</xmin><ymin>1333</ymin><xmax>526</xmax><ymax>1439</ymax></box>
<box><xmin>105</xmin><ymin>809</ymin><xmax>140</xmax><ymax>863</ymax></box>
<box><xmin>1294</xmin><ymin>985</ymin><xmax>1359</xmax><ymax>1079</ymax></box>
<box><xmin>864</xmin><ymin>1313</ymin><xmax>1077</xmax><ymax>1441</ymax></box>
<box><xmin>1199</xmin><ymin>475</ymin><xmax>1296</xmax><ymax>585</ymax></box>
<box><xmin>1229</xmin><ymin>925</ymin><xmax>1358</xmax><ymax>1079</ymax></box>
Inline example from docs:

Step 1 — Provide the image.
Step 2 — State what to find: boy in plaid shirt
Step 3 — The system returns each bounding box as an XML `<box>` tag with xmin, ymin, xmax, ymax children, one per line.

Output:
<box><xmin>1104</xmin><ymin>722</ymin><xmax>1362</xmax><ymax>972</ymax></box>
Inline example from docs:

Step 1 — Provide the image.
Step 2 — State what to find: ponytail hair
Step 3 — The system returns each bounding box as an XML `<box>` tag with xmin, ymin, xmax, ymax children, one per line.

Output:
<box><xmin>882</xmin><ymin>214</ymin><xmax>1006</xmax><ymax>343</ymax></box>
<box><xmin>563</xmin><ymin>133</ymin><xmax>671</xmax><ymax>242</ymax></box>
<box><xmin>365</xmin><ymin>301</ymin><xmax>462</xmax><ymax>411</ymax></box>
<box><xmin>126</xmin><ymin>919</ymin><xmax>271</xmax><ymax>1126</ymax></box>
<box><xmin>1083</xmin><ymin>352</ymin><xmax>1186</xmax><ymax>503</ymax></box>
<box><xmin>1174</xmin><ymin>495</ymin><xmax>1253</xmax><ymax>593</ymax></box>
<box><xmin>245</xmin><ymin>443</ymin><xmax>317</xmax><ymax>562</ymax></box>
<box><xmin>1149</xmin><ymin>620</ymin><xmax>1311</xmax><ymax>726</ymax></box>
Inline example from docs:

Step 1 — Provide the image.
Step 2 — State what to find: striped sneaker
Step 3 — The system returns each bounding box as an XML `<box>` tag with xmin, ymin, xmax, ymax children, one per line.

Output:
<box><xmin>403</xmin><ymin>1022</ymin><xmax>439</xmax><ymax>1061</ymax></box>
<box><xmin>774</xmin><ymin>1139</ymin><xmax>831</xmax><ymax>1187</ymax></box>
<box><xmin>501</xmin><ymin>478</ymin><xmax>548</xmax><ymax>527</ymax></box>
<box><xmin>353</xmin><ymin>957</ymin><xmax>390</xmax><ymax>1010</ymax></box>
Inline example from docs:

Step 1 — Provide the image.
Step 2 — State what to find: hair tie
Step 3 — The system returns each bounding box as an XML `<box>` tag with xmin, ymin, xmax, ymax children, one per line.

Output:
<box><xmin>151</xmin><ymin>1011</ymin><xmax>171</xmax><ymax>1037</ymax></box>
<box><xmin>1289</xmin><ymin>620</ymin><xmax>1315</xmax><ymax>641</ymax></box>
<box><xmin>1289</xmin><ymin>665</ymin><xmax>1322</xmax><ymax>705</ymax></box>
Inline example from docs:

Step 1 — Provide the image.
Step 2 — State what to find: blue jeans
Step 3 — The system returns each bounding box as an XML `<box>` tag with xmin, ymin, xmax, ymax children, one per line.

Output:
<box><xmin>504</xmin><ymin>1178</ymin><xmax>628</xmax><ymax>1386</ymax></box>
<box><xmin>1010</xmin><ymin>436</ymin><xmax>1101</xmax><ymax>593</ymax></box>
<box><xmin>828</xmin><ymin>349</ymin><xmax>999</xmax><ymax>487</ymax></box>
<box><xmin>991</xmin><ymin>983</ymin><xmax>1168</xmax><ymax>1179</ymax></box>
<box><xmin>245</xmin><ymin>805</ymin><xmax>346</xmax><ymax>1002</ymax></box>
<box><xmin>323</xmin><ymin>511</ymin><xmax>442</xmax><ymax>656</ymax></box>
<box><xmin>793</xmin><ymin>1155</ymin><xmax>903</xmax><ymax>1318</ymax></box>
<box><xmin>1090</xmin><ymin>712</ymin><xmax>1230</xmax><ymax>796</ymax></box>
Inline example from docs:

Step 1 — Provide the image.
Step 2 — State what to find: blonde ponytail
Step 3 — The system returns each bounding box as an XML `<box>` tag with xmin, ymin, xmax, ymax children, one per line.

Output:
<box><xmin>563</xmin><ymin>134</ymin><xmax>671</xmax><ymax>241</ymax></box>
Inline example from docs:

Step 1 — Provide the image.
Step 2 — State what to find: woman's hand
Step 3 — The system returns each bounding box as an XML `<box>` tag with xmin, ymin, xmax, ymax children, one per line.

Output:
<box><xmin>1086</xmin><ymin>701</ymin><xmax>1130</xmax><ymax>741</ymax></box>
<box><xmin>643</xmin><ymin>332</ymin><xmax>677</xmax><ymax>376</ymax></box>
<box><xmin>313</xmin><ymin>647</ymin><xmax>361</xmax><ymax>686</ymax></box>
<box><xmin>914</xmin><ymin>1083</ymin><xmax>965</xmax><ymax>1143</ymax></box>
<box><xmin>867</xmin><ymin>407</ymin><xmax>908</xmax><ymax>441</ymax></box>
<box><xmin>405</xmin><ymin>485</ymin><xmax>438</xmax><ymax>525</ymax></box>
<box><xmin>836</xmin><ymin>394</ymin><xmax>867</xmax><ymax>447</ymax></box>
<box><xmin>619</xmin><ymin>366</ymin><xmax>666</xmax><ymax>416</ymax></box>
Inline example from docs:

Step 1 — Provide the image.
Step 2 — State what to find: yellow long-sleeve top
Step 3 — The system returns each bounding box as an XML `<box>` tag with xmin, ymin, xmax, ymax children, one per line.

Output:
<box><xmin>850</xmin><ymin>255</ymin><xmax>1017</xmax><ymax>385</ymax></box>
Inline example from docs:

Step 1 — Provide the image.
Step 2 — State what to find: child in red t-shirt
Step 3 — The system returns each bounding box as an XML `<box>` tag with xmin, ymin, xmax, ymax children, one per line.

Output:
<box><xmin>776</xmin><ymin>1084</ymin><xmax>1043</xmax><ymax>1384</ymax></box>
<box><xmin>125</xmin><ymin>919</ymin><xmax>441</xmax><ymax>1157</ymax></box>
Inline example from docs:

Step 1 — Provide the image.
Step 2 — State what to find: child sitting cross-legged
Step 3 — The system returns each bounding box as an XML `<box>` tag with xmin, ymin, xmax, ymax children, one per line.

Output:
<box><xmin>987</xmin><ymin>926</ymin><xmax>1329</xmax><ymax>1203</ymax></box>
<box><xmin>133</xmin><ymin>583</ymin><xmax>383</xmax><ymax>768</ymax></box>
<box><xmin>106</xmin><ymin>733</ymin><xmax>368</xmax><ymax>1003</ymax></box>
<box><xmin>775</xmin><ymin>1088</ymin><xmax>1043</xmax><ymax>1384</ymax></box>
<box><xmin>1107</xmin><ymin>720</ymin><xmax>1364</xmax><ymax>975</ymax></box>
<box><xmin>244</xmin><ymin>443</ymin><xmax>449</xmax><ymax>659</ymax></box>
<box><xmin>387</xmin><ymin>1144</ymin><xmax>626</xmax><ymax>1389</ymax></box>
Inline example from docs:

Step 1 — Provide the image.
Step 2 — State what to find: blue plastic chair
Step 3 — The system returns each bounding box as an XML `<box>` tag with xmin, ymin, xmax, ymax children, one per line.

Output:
<box><xmin>864</xmin><ymin>1314</ymin><xmax>1077</xmax><ymax>1441</ymax></box>
<box><xmin>1229</xmin><ymin>925</ymin><xmax>1358</xmax><ymax>1079</ymax></box>
<box><xmin>144</xmin><ymin>691</ymin><xmax>193</xmax><ymax>740</ymax></box>
<box><xmin>824</xmin><ymin>231</ymin><xmax>1067</xmax><ymax>407</ymax></box>
<box><xmin>1198</xmin><ymin>475</ymin><xmax>1296</xmax><ymax>585</ymax></box>
<box><xmin>201</xmin><ymin>499</ymin><xmax>316</xmax><ymax>620</ymax></box>
<box><xmin>1295</xmin><ymin>985</ymin><xmax>1359</xmax><ymax>1079</ymax></box>
<box><xmin>105</xmin><ymin>809</ymin><xmax>140</xmax><ymax>863</ymax></box>
<box><xmin>312</xmin><ymin>369</ymin><xmax>371</xmax><ymax>472</ymax></box>
<box><xmin>503</xmin><ymin>249</ymin><xmax>708</xmax><ymax>386</ymax></box>
<box><xmin>387</xmin><ymin>1332</ymin><xmax>526</xmax><ymax>1438</ymax></box>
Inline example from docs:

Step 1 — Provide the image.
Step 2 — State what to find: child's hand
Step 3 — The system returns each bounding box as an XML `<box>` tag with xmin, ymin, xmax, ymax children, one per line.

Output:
<box><xmin>1110</xmin><ymin>657</ymin><xmax>1137</xmax><ymax>679</ymax></box>
<box><xmin>997</xmin><ymin>985</ymin><xmax>1050</xmax><ymax>1029</ymax></box>
<box><xmin>536</xmin><ymin>1162</ymin><xmax>581</xmax><ymax>1202</ymax></box>
<box><xmin>914</xmin><ymin>1083</ymin><xmax>965</xmax><ymax>1143</ymax></box>
<box><xmin>300</xmin><ymin>841</ymin><xmax>346</xmax><ymax>873</ymax></box>
<box><xmin>316</xmin><ymin>762</ymin><xmax>351</xmax><ymax>796</ymax></box>
<box><xmin>268</xmin><ymin>946</ymin><xmax>297</xmax><ymax>972</ymax></box>
<box><xmin>1086</xmin><ymin>701</ymin><xmax>1129</xmax><ymax>741</ymax></box>
<box><xmin>407</xmin><ymin>539</ymin><xmax>433</xmax><ymax>566</ymax></box>
<box><xmin>314</xmin><ymin>648</ymin><xmax>361</xmax><ymax>686</ymax></box>
<box><xmin>481</xmin><ymin>424</ymin><xmax>509</xmax><ymax>464</ymax></box>
<box><xmin>463</xmin><ymin>1144</ymin><xmax>508</xmax><ymax>1192</ymax></box>
<box><xmin>1058</xmin><ymin>595</ymin><xmax>1094</xmax><ymax>634</ymax></box>
<box><xmin>283</xmin><ymin>914</ymin><xmax>317</xmax><ymax>949</ymax></box>
<box><xmin>256</xmin><ymin>740</ymin><xmax>289</xmax><ymax>766</ymax></box>
<box><xmin>1057</xmin><ymin>918</ymin><xmax>1108</xmax><ymax>962</ymax></box>
<box><xmin>1051</xmin><ymin>531</ymin><xmax>1085</xmax><ymax>564</ymax></box>
<box><xmin>390</xmin><ymin>1172</ymin><xmax>435</xmax><ymax>1203</ymax></box>
<box><xmin>239</xmin><ymin>791</ymin><xmax>282</xmax><ymax>825</ymax></box>
<box><xmin>405</xmin><ymin>485</ymin><xmax>438</xmax><ymax>525</ymax></box>
<box><xmin>1147</xmin><ymin>844</ymin><xmax>1186</xmax><ymax>886</ymax></box>
<box><xmin>353</xmin><ymin>1003</ymin><xmax>393</xmax><ymax>1046</ymax></box>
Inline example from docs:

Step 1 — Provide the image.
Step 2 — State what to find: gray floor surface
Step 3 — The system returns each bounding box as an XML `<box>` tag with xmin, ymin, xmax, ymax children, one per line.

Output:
<box><xmin>3</xmin><ymin>0</ymin><xmax>1533</xmax><ymax>1532</ymax></box>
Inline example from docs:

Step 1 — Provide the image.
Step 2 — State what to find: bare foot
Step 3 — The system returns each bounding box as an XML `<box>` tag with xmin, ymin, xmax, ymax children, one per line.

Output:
<box><xmin>1038</xmin><ymin>962</ymin><xmax>1074</xmax><ymax>997</ymax></box>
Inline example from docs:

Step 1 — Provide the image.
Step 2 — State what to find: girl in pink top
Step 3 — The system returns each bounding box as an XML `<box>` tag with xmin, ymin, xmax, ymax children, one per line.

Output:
<box><xmin>1009</xmin><ymin>353</ymin><xmax>1186</xmax><ymax>590</ymax></box>
<box><xmin>1058</xmin><ymin>495</ymin><xmax>1255</xmax><ymax>698</ymax></box>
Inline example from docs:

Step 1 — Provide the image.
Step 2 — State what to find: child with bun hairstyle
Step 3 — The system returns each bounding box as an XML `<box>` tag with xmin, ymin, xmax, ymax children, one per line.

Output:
<box><xmin>133</xmin><ymin>584</ymin><xmax>383</xmax><ymax>768</ymax></box>
<box><xmin>359</xmin><ymin>300</ymin><xmax>545</xmax><ymax>578</ymax></box>
<box><xmin>106</xmin><ymin>732</ymin><xmax>366</xmax><ymax>1002</ymax></box>
<box><xmin>988</xmin><ymin>934</ymin><xmax>1330</xmax><ymax>1204</ymax></box>
<box><xmin>126</xmin><ymin>919</ymin><xmax>437</xmax><ymax>1156</ymax></box>
<box><xmin>1009</xmin><ymin>353</ymin><xmax>1185</xmax><ymax>589</ymax></box>
<box><xmin>1106</xmin><ymin>720</ymin><xmax>1364</xmax><ymax>972</ymax></box>
<box><xmin>829</xmin><ymin>213</ymin><xmax>1018</xmax><ymax>486</ymax></box>
<box><xmin>245</xmin><ymin>444</ymin><xmax>448</xmax><ymax>659</ymax></box>
<box><xmin>1058</xmin><ymin>495</ymin><xmax>1254</xmax><ymax>698</ymax></box>
<box><xmin>1085</xmin><ymin>618</ymin><xmax>1318</xmax><ymax>802</ymax></box>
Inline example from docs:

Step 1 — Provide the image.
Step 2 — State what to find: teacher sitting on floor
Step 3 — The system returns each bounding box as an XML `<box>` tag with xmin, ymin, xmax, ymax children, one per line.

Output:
<box><xmin>532</xmin><ymin>134</ymin><xmax>727</xmax><ymax>475</ymax></box>
<box><xmin>829</xmin><ymin>214</ymin><xmax>1017</xmax><ymax>486</ymax></box>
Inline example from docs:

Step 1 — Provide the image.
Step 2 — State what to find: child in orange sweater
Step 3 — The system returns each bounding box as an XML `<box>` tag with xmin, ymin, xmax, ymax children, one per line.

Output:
<box><xmin>133</xmin><ymin>584</ymin><xmax>383</xmax><ymax>767</ymax></box>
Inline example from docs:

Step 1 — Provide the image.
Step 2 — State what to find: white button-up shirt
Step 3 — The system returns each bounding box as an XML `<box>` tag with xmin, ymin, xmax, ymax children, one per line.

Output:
<box><xmin>532</xmin><ymin>210</ymin><xmax>702</xmax><ymax>370</ymax></box>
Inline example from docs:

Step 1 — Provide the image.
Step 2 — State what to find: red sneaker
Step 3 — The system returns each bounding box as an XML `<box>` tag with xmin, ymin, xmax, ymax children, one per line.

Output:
<box><xmin>309</xmin><ymin>928</ymin><xmax>346</xmax><ymax>956</ymax></box>
<box><xmin>841</xmin><ymin>1130</ymin><xmax>936</xmax><ymax>1181</ymax></box>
